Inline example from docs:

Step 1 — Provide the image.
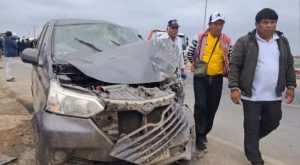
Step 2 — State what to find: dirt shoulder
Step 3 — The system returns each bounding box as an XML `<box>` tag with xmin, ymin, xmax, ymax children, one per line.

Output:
<box><xmin>0</xmin><ymin>88</ymin><xmax>35</xmax><ymax>165</ymax></box>
<box><xmin>0</xmin><ymin>59</ymin><xmax>34</xmax><ymax>165</ymax></box>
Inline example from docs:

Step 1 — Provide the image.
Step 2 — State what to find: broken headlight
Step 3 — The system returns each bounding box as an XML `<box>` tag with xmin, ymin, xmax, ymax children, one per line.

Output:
<box><xmin>46</xmin><ymin>80</ymin><xmax>104</xmax><ymax>118</ymax></box>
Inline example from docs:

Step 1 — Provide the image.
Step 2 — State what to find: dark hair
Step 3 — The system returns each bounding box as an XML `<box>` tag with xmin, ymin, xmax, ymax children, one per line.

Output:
<box><xmin>255</xmin><ymin>8</ymin><xmax>278</xmax><ymax>23</ymax></box>
<box><xmin>5</xmin><ymin>31</ymin><xmax>12</xmax><ymax>37</ymax></box>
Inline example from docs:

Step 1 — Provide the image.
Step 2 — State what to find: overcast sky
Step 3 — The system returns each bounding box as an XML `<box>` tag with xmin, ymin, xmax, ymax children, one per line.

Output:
<box><xmin>1</xmin><ymin>0</ymin><xmax>300</xmax><ymax>55</ymax></box>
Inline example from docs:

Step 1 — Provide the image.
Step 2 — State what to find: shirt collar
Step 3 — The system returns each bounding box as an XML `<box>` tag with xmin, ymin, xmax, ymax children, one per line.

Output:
<box><xmin>256</xmin><ymin>31</ymin><xmax>279</xmax><ymax>42</ymax></box>
<box><xmin>164</xmin><ymin>33</ymin><xmax>178</xmax><ymax>42</ymax></box>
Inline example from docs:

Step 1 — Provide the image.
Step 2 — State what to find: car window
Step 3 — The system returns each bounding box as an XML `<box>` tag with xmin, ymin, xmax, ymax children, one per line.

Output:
<box><xmin>37</xmin><ymin>24</ymin><xmax>49</xmax><ymax>49</ymax></box>
<box><xmin>53</xmin><ymin>23</ymin><xmax>142</xmax><ymax>59</ymax></box>
<box><xmin>37</xmin><ymin>24</ymin><xmax>49</xmax><ymax>63</ymax></box>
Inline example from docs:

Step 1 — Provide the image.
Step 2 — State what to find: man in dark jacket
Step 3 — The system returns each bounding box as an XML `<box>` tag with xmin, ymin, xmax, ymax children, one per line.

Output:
<box><xmin>228</xmin><ymin>8</ymin><xmax>296</xmax><ymax>165</ymax></box>
<box><xmin>3</xmin><ymin>31</ymin><xmax>18</xmax><ymax>81</ymax></box>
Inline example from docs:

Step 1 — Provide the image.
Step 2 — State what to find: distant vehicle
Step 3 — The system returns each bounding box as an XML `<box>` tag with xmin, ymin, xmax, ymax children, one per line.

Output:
<box><xmin>147</xmin><ymin>29</ymin><xmax>189</xmax><ymax>64</ymax></box>
<box><xmin>21</xmin><ymin>19</ymin><xmax>195</xmax><ymax>165</ymax></box>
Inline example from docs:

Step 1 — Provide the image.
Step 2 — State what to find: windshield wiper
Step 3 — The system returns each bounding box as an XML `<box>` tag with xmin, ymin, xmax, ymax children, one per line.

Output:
<box><xmin>74</xmin><ymin>38</ymin><xmax>103</xmax><ymax>52</ymax></box>
<box><xmin>111</xmin><ymin>40</ymin><xmax>120</xmax><ymax>46</ymax></box>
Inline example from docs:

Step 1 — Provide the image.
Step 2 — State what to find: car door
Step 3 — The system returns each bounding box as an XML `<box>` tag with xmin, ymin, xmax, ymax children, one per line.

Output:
<box><xmin>32</xmin><ymin>23</ymin><xmax>51</xmax><ymax>112</ymax></box>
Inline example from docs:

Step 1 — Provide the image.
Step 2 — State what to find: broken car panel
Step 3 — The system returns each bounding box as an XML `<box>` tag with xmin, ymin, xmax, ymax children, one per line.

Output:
<box><xmin>21</xmin><ymin>19</ymin><xmax>195</xmax><ymax>165</ymax></box>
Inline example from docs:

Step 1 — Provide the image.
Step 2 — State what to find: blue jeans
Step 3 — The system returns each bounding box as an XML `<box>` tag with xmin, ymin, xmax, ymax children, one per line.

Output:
<box><xmin>193</xmin><ymin>75</ymin><xmax>223</xmax><ymax>146</ymax></box>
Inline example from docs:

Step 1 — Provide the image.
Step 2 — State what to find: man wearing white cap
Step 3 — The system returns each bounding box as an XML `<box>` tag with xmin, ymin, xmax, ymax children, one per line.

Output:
<box><xmin>187</xmin><ymin>12</ymin><xmax>232</xmax><ymax>156</ymax></box>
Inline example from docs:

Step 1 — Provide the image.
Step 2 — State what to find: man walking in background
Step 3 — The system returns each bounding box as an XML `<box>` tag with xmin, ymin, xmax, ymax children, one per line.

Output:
<box><xmin>3</xmin><ymin>31</ymin><xmax>18</xmax><ymax>82</ymax></box>
<box><xmin>186</xmin><ymin>12</ymin><xmax>231</xmax><ymax>156</ymax></box>
<box><xmin>229</xmin><ymin>8</ymin><xmax>296</xmax><ymax>165</ymax></box>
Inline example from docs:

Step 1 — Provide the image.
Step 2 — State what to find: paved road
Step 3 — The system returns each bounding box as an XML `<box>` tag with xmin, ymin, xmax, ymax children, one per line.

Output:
<box><xmin>1</xmin><ymin>57</ymin><xmax>299</xmax><ymax>165</ymax></box>
<box><xmin>184</xmin><ymin>73</ymin><xmax>300</xmax><ymax>165</ymax></box>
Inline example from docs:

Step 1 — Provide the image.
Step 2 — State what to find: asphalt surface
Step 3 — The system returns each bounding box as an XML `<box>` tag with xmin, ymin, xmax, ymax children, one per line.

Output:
<box><xmin>184</xmin><ymin>73</ymin><xmax>300</xmax><ymax>165</ymax></box>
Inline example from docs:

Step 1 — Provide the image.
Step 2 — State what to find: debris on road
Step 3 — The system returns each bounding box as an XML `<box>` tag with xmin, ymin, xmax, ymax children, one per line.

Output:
<box><xmin>0</xmin><ymin>154</ymin><xmax>17</xmax><ymax>165</ymax></box>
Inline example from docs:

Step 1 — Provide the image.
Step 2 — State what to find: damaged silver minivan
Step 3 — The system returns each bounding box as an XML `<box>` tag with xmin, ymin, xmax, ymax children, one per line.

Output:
<box><xmin>21</xmin><ymin>19</ymin><xmax>195</xmax><ymax>165</ymax></box>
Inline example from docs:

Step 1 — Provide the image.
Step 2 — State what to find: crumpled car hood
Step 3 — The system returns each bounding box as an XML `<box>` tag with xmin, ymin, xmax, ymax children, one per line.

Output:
<box><xmin>65</xmin><ymin>39</ymin><xmax>179</xmax><ymax>84</ymax></box>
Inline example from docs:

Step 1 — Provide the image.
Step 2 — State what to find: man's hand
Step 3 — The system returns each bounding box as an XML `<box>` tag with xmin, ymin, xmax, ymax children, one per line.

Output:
<box><xmin>180</xmin><ymin>69</ymin><xmax>187</xmax><ymax>80</ymax></box>
<box><xmin>231</xmin><ymin>89</ymin><xmax>241</xmax><ymax>104</ymax></box>
<box><xmin>285</xmin><ymin>88</ymin><xmax>295</xmax><ymax>104</ymax></box>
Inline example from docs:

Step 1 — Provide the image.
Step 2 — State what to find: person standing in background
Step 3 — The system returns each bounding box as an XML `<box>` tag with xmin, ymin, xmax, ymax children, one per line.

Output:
<box><xmin>158</xmin><ymin>19</ymin><xmax>186</xmax><ymax>78</ymax></box>
<box><xmin>3</xmin><ymin>31</ymin><xmax>18</xmax><ymax>82</ymax></box>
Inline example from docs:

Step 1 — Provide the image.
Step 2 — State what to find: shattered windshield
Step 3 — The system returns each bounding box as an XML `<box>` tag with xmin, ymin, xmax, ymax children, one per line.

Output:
<box><xmin>53</xmin><ymin>23</ymin><xmax>142</xmax><ymax>59</ymax></box>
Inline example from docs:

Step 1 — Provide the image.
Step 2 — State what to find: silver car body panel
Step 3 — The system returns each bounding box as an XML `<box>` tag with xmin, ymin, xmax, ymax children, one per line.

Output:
<box><xmin>66</xmin><ymin>39</ymin><xmax>179</xmax><ymax>84</ymax></box>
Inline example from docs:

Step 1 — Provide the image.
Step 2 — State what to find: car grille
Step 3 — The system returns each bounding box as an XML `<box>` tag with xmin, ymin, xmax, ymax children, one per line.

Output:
<box><xmin>92</xmin><ymin>111</ymin><xmax>119</xmax><ymax>142</ymax></box>
<box><xmin>91</xmin><ymin>106</ymin><xmax>166</xmax><ymax>143</ymax></box>
<box><xmin>109</xmin><ymin>103</ymin><xmax>187</xmax><ymax>165</ymax></box>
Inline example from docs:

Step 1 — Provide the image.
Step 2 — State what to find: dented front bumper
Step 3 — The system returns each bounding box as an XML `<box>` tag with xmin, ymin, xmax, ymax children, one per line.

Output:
<box><xmin>34</xmin><ymin>103</ymin><xmax>195</xmax><ymax>164</ymax></box>
<box><xmin>110</xmin><ymin>104</ymin><xmax>195</xmax><ymax>165</ymax></box>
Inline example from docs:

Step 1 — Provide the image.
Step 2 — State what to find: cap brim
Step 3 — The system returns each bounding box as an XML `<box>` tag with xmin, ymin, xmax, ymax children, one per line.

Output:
<box><xmin>169</xmin><ymin>24</ymin><xmax>180</xmax><ymax>27</ymax></box>
<box><xmin>210</xmin><ymin>18</ymin><xmax>225</xmax><ymax>23</ymax></box>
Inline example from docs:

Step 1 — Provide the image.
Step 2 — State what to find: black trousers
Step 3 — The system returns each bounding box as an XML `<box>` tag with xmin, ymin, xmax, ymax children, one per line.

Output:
<box><xmin>193</xmin><ymin>75</ymin><xmax>223</xmax><ymax>146</ymax></box>
<box><xmin>242</xmin><ymin>99</ymin><xmax>282</xmax><ymax>163</ymax></box>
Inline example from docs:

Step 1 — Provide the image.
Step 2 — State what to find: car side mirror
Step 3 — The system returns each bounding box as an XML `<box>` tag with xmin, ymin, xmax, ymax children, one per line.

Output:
<box><xmin>21</xmin><ymin>48</ymin><xmax>39</xmax><ymax>65</ymax></box>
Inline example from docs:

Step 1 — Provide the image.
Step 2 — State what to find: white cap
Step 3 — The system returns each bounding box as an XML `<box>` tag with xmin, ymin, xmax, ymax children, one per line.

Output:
<box><xmin>209</xmin><ymin>12</ymin><xmax>225</xmax><ymax>23</ymax></box>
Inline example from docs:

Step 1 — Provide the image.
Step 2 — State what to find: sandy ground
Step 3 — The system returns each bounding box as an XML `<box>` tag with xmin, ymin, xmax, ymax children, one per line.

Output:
<box><xmin>0</xmin><ymin>57</ymin><xmax>35</xmax><ymax>165</ymax></box>
<box><xmin>0</xmin><ymin>87</ymin><xmax>35</xmax><ymax>165</ymax></box>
